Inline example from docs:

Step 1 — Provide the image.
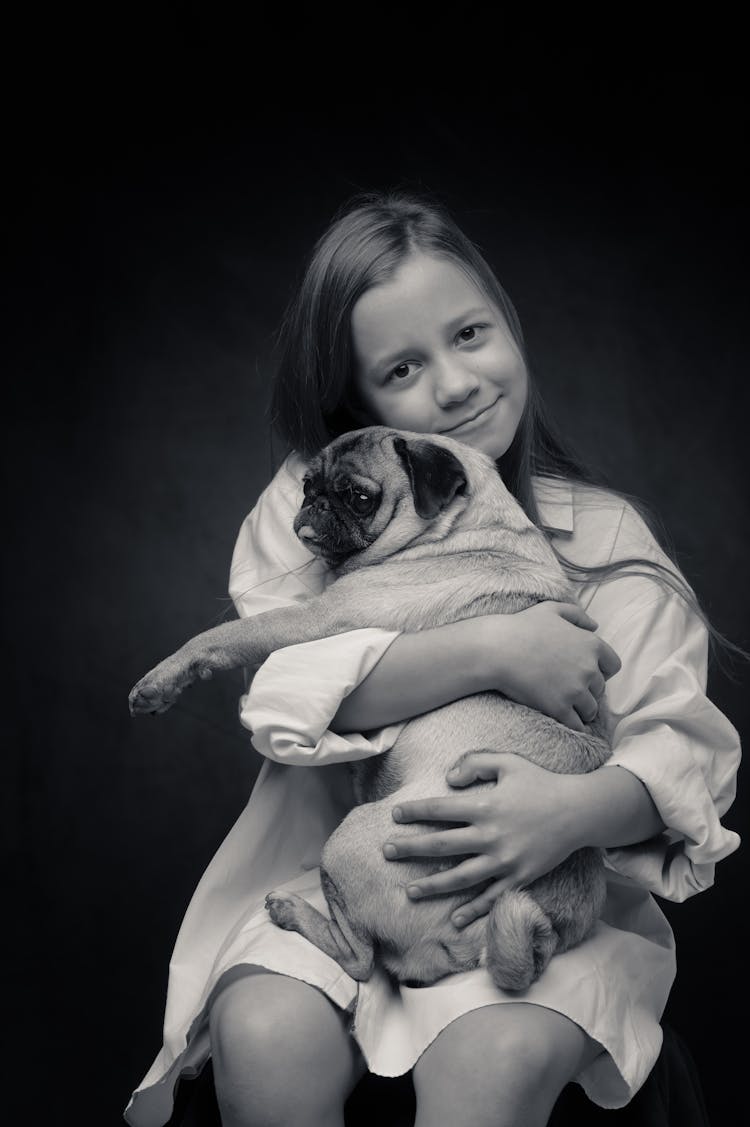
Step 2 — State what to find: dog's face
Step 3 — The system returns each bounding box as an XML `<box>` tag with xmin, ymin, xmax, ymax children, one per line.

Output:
<box><xmin>293</xmin><ymin>426</ymin><xmax>475</xmax><ymax>570</ymax></box>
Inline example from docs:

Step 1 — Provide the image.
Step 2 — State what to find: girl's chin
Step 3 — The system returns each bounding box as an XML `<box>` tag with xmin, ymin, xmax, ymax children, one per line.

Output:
<box><xmin>453</xmin><ymin>432</ymin><xmax>513</xmax><ymax>461</ymax></box>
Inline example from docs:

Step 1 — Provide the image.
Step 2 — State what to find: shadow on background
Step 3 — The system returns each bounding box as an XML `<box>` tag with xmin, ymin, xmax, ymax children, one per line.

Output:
<box><xmin>7</xmin><ymin>67</ymin><xmax>747</xmax><ymax>1126</ymax></box>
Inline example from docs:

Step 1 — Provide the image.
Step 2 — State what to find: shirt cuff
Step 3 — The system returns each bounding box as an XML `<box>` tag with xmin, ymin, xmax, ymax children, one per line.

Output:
<box><xmin>241</xmin><ymin>628</ymin><xmax>405</xmax><ymax>766</ymax></box>
<box><xmin>601</xmin><ymin>726</ymin><xmax>741</xmax><ymax>902</ymax></box>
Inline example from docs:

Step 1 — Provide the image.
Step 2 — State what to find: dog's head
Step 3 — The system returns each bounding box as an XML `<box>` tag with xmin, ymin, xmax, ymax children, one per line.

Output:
<box><xmin>293</xmin><ymin>426</ymin><xmax>528</xmax><ymax>572</ymax></box>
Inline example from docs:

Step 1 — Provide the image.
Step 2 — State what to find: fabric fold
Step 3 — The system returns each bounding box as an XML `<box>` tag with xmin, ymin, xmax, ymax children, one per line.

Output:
<box><xmin>241</xmin><ymin>628</ymin><xmax>404</xmax><ymax>765</ymax></box>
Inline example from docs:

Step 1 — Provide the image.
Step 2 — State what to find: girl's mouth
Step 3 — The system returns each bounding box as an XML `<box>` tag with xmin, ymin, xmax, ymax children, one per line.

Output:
<box><xmin>440</xmin><ymin>396</ymin><xmax>501</xmax><ymax>434</ymax></box>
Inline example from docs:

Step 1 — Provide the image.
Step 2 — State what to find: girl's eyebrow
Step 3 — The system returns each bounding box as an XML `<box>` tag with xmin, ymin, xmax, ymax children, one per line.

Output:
<box><xmin>366</xmin><ymin>306</ymin><xmax>492</xmax><ymax>376</ymax></box>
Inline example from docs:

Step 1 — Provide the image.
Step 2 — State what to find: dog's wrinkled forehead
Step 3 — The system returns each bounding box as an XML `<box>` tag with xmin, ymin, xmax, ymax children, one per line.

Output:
<box><xmin>314</xmin><ymin>429</ymin><xmax>396</xmax><ymax>490</ymax></box>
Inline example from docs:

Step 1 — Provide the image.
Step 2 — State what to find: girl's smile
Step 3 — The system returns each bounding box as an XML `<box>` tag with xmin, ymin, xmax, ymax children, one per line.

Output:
<box><xmin>350</xmin><ymin>252</ymin><xmax>528</xmax><ymax>461</ymax></box>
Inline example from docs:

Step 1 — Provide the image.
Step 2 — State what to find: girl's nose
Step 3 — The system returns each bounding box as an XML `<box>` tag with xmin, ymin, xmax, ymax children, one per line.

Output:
<box><xmin>433</xmin><ymin>358</ymin><xmax>480</xmax><ymax>408</ymax></box>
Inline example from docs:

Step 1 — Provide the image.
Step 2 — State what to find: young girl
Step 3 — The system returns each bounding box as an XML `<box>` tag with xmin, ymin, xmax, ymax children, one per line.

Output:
<box><xmin>125</xmin><ymin>192</ymin><xmax>742</xmax><ymax>1127</ymax></box>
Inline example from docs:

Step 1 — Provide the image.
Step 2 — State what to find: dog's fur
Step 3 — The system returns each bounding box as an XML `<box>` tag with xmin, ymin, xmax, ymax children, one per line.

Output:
<box><xmin>129</xmin><ymin>426</ymin><xmax>611</xmax><ymax>991</ymax></box>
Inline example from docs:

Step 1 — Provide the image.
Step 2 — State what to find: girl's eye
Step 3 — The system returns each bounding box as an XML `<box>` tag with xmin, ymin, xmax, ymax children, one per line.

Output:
<box><xmin>386</xmin><ymin>361</ymin><xmax>418</xmax><ymax>384</ymax></box>
<box><xmin>457</xmin><ymin>324</ymin><xmax>483</xmax><ymax>343</ymax></box>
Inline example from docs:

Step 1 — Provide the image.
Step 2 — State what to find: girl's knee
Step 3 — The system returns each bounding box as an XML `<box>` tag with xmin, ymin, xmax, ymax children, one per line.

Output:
<box><xmin>210</xmin><ymin>970</ymin><xmax>359</xmax><ymax>1075</ymax></box>
<box><xmin>414</xmin><ymin>1003</ymin><xmax>596</xmax><ymax>1127</ymax></box>
<box><xmin>210</xmin><ymin>972</ymin><xmax>290</xmax><ymax>1070</ymax></box>
<box><xmin>208</xmin><ymin>971</ymin><xmax>364</xmax><ymax>1124</ymax></box>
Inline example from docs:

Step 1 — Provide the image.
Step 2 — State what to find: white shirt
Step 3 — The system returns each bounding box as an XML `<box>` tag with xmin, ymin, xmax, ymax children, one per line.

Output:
<box><xmin>125</xmin><ymin>453</ymin><xmax>741</xmax><ymax>1125</ymax></box>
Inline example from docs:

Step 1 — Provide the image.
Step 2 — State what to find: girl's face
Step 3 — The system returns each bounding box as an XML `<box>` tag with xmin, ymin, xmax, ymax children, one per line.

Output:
<box><xmin>350</xmin><ymin>252</ymin><xmax>528</xmax><ymax>461</ymax></box>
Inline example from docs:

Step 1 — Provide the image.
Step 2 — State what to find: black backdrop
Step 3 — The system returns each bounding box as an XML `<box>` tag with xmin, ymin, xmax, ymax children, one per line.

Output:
<box><xmin>8</xmin><ymin>71</ymin><xmax>748</xmax><ymax>1126</ymax></box>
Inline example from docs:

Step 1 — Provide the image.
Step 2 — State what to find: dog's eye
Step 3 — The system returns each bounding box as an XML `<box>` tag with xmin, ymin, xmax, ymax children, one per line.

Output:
<box><xmin>302</xmin><ymin>477</ymin><xmax>317</xmax><ymax>501</ymax></box>
<box><xmin>345</xmin><ymin>491</ymin><xmax>375</xmax><ymax>516</ymax></box>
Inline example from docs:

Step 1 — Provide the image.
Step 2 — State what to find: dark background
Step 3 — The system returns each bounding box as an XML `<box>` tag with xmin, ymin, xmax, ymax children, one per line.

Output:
<box><xmin>8</xmin><ymin>59</ymin><xmax>748</xmax><ymax>1127</ymax></box>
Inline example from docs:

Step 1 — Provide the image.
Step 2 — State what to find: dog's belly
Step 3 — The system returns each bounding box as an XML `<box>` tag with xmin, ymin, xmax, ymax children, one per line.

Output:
<box><xmin>384</xmin><ymin>692</ymin><xmax>610</xmax><ymax>784</ymax></box>
<box><xmin>319</xmin><ymin>693</ymin><xmax>610</xmax><ymax>984</ymax></box>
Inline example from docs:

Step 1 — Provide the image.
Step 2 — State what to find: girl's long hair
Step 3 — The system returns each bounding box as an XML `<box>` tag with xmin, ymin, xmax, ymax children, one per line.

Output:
<box><xmin>269</xmin><ymin>190</ymin><xmax>741</xmax><ymax>661</ymax></box>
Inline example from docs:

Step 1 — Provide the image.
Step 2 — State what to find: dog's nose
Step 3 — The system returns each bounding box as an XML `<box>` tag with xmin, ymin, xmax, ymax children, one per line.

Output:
<box><xmin>297</xmin><ymin>525</ymin><xmax>318</xmax><ymax>543</ymax></box>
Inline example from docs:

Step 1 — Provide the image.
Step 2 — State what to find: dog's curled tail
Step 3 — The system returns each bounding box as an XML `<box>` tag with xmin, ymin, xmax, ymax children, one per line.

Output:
<box><xmin>485</xmin><ymin>889</ymin><xmax>558</xmax><ymax>993</ymax></box>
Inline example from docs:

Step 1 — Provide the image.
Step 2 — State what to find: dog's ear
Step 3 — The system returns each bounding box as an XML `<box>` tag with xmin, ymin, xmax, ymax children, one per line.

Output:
<box><xmin>393</xmin><ymin>436</ymin><xmax>467</xmax><ymax>520</ymax></box>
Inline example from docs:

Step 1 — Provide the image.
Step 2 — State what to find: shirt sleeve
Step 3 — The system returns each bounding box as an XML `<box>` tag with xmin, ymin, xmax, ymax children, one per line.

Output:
<box><xmin>229</xmin><ymin>454</ymin><xmax>403</xmax><ymax>765</ymax></box>
<box><xmin>591</xmin><ymin>572</ymin><xmax>741</xmax><ymax>903</ymax></box>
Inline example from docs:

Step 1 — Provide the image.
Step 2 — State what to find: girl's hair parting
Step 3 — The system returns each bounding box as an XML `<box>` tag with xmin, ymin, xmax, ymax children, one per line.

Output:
<box><xmin>269</xmin><ymin>189</ymin><xmax>745</xmax><ymax>666</ymax></box>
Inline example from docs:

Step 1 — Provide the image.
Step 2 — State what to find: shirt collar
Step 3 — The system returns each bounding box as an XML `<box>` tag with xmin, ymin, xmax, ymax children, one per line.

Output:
<box><xmin>532</xmin><ymin>475</ymin><xmax>575</xmax><ymax>535</ymax></box>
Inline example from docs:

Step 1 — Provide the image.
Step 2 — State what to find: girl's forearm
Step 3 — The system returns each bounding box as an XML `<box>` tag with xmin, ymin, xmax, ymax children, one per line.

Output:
<box><xmin>330</xmin><ymin>618</ymin><xmax>496</xmax><ymax>733</ymax></box>
<box><xmin>569</xmin><ymin>765</ymin><xmax>666</xmax><ymax>851</ymax></box>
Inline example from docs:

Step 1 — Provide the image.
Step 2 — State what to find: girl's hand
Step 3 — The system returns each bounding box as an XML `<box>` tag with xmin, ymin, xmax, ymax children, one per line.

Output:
<box><xmin>384</xmin><ymin>751</ymin><xmax>584</xmax><ymax>929</ymax></box>
<box><xmin>489</xmin><ymin>602</ymin><xmax>621</xmax><ymax>731</ymax></box>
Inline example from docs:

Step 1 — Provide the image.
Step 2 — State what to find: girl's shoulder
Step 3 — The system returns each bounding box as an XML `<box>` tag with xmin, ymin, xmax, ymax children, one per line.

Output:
<box><xmin>259</xmin><ymin>451</ymin><xmax>309</xmax><ymax>507</ymax></box>
<box><xmin>533</xmin><ymin>475</ymin><xmax>674</xmax><ymax>572</ymax></box>
<box><xmin>280</xmin><ymin>450</ymin><xmax>310</xmax><ymax>485</ymax></box>
<box><xmin>253</xmin><ymin>449</ymin><xmax>322</xmax><ymax>549</ymax></box>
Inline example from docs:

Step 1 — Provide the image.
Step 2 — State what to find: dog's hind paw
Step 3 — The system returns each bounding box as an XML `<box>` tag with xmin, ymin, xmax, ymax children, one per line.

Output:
<box><xmin>265</xmin><ymin>890</ymin><xmax>306</xmax><ymax>932</ymax></box>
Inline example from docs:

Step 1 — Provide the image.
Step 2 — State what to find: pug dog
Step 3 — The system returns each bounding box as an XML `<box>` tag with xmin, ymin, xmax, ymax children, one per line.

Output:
<box><xmin>129</xmin><ymin>426</ymin><xmax>611</xmax><ymax>992</ymax></box>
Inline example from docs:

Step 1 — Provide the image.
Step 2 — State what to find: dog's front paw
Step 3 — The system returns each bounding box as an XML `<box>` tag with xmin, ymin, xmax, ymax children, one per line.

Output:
<box><xmin>128</xmin><ymin>671</ymin><xmax>182</xmax><ymax>716</ymax></box>
<box><xmin>265</xmin><ymin>890</ymin><xmax>305</xmax><ymax>932</ymax></box>
<box><xmin>128</xmin><ymin>649</ymin><xmax>213</xmax><ymax>716</ymax></box>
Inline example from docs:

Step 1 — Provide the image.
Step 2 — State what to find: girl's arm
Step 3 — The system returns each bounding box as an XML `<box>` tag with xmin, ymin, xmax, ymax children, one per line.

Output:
<box><xmin>330</xmin><ymin>600</ymin><xmax>621</xmax><ymax>734</ymax></box>
<box><xmin>243</xmin><ymin>599</ymin><xmax>619</xmax><ymax>769</ymax></box>
<box><xmin>589</xmin><ymin>581</ymin><xmax>741</xmax><ymax>897</ymax></box>
<box><xmin>384</xmin><ymin>571</ymin><xmax>741</xmax><ymax>925</ymax></box>
<box><xmin>381</xmin><ymin>749</ymin><xmax>665</xmax><ymax>927</ymax></box>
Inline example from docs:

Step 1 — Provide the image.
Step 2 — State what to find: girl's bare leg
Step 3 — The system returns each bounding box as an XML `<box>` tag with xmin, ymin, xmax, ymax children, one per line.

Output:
<box><xmin>209</xmin><ymin>971</ymin><xmax>366</xmax><ymax>1127</ymax></box>
<box><xmin>413</xmin><ymin>1002</ymin><xmax>601</xmax><ymax>1127</ymax></box>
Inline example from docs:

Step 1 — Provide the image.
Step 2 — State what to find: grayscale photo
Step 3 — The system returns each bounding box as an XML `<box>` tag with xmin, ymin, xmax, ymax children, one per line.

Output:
<box><xmin>9</xmin><ymin>48</ymin><xmax>747</xmax><ymax>1127</ymax></box>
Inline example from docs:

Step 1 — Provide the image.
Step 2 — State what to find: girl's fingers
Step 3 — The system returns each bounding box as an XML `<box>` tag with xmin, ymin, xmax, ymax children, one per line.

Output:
<box><xmin>554</xmin><ymin>602</ymin><xmax>598</xmax><ymax>631</ymax></box>
<box><xmin>562</xmin><ymin>708</ymin><xmax>586</xmax><ymax>732</ymax></box>
<box><xmin>575</xmin><ymin>691</ymin><xmax>600</xmax><ymax>726</ymax></box>
<box><xmin>598</xmin><ymin>640</ymin><xmax>622</xmax><ymax>678</ymax></box>
<box><xmin>392</xmin><ymin>793</ymin><xmax>488</xmax><ymax>824</ymax></box>
<box><xmin>404</xmin><ymin>856</ymin><xmax>499</xmax><ymax>899</ymax></box>
<box><xmin>451</xmin><ymin>879</ymin><xmax>508</xmax><ymax>928</ymax></box>
<box><xmin>590</xmin><ymin>671</ymin><xmax>607</xmax><ymax>700</ymax></box>
<box><xmin>554</xmin><ymin>602</ymin><xmax>622</xmax><ymax>680</ymax></box>
<box><xmin>446</xmin><ymin>752</ymin><xmax>506</xmax><ymax>787</ymax></box>
<box><xmin>383</xmin><ymin>827</ymin><xmax>482</xmax><ymax>860</ymax></box>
